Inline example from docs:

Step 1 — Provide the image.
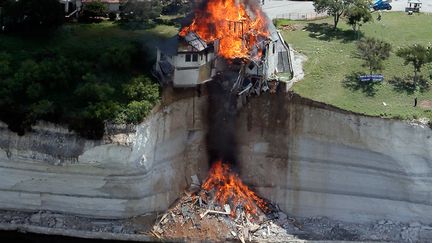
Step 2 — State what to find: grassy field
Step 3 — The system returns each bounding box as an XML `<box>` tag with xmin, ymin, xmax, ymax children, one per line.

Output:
<box><xmin>278</xmin><ymin>12</ymin><xmax>432</xmax><ymax>121</ymax></box>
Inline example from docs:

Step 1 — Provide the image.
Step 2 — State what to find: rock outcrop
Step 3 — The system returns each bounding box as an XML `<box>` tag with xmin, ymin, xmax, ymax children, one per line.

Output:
<box><xmin>237</xmin><ymin>93</ymin><xmax>432</xmax><ymax>223</ymax></box>
<box><xmin>0</xmin><ymin>97</ymin><xmax>208</xmax><ymax>218</ymax></box>
<box><xmin>1</xmin><ymin>92</ymin><xmax>432</xmax><ymax>225</ymax></box>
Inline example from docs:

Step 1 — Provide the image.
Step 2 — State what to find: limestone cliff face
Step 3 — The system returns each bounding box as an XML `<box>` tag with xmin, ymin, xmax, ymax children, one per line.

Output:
<box><xmin>0</xmin><ymin>97</ymin><xmax>208</xmax><ymax>218</ymax></box>
<box><xmin>237</xmin><ymin>93</ymin><xmax>432</xmax><ymax>223</ymax></box>
<box><xmin>0</xmin><ymin>92</ymin><xmax>432</xmax><ymax>224</ymax></box>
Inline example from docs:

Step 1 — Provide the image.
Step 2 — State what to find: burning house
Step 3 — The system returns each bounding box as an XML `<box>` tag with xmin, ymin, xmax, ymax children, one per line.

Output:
<box><xmin>153</xmin><ymin>0</ymin><xmax>293</xmax><ymax>94</ymax></box>
<box><xmin>153</xmin><ymin>0</ymin><xmax>288</xmax><ymax>224</ymax></box>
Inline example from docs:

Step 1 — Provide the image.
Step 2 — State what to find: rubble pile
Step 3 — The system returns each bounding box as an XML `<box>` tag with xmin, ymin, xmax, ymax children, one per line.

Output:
<box><xmin>149</xmin><ymin>176</ymin><xmax>432</xmax><ymax>242</ymax></box>
<box><xmin>279</xmin><ymin>24</ymin><xmax>302</xmax><ymax>31</ymax></box>
<box><xmin>150</xmin><ymin>190</ymin><xmax>300</xmax><ymax>242</ymax></box>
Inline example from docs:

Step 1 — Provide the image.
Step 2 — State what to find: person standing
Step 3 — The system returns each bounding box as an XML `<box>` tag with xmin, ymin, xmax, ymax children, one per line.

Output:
<box><xmin>414</xmin><ymin>97</ymin><xmax>418</xmax><ymax>107</ymax></box>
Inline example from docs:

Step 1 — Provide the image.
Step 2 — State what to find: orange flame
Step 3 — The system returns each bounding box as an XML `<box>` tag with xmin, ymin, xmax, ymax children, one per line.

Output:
<box><xmin>202</xmin><ymin>160</ymin><xmax>268</xmax><ymax>217</ymax></box>
<box><xmin>179</xmin><ymin>0</ymin><xmax>269</xmax><ymax>59</ymax></box>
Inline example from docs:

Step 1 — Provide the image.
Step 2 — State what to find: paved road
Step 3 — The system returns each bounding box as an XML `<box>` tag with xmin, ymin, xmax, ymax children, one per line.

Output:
<box><xmin>262</xmin><ymin>0</ymin><xmax>315</xmax><ymax>19</ymax></box>
<box><xmin>262</xmin><ymin>0</ymin><xmax>432</xmax><ymax>19</ymax></box>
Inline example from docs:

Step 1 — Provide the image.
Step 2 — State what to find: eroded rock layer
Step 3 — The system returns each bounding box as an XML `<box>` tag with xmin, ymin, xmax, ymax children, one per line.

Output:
<box><xmin>0</xmin><ymin>96</ymin><xmax>208</xmax><ymax>218</ymax></box>
<box><xmin>237</xmin><ymin>93</ymin><xmax>432</xmax><ymax>223</ymax></box>
<box><xmin>1</xmin><ymin>92</ymin><xmax>431</xmax><ymax>225</ymax></box>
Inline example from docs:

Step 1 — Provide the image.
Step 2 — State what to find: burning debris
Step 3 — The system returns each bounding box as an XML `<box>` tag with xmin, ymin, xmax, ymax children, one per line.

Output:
<box><xmin>179</xmin><ymin>0</ymin><xmax>269</xmax><ymax>60</ymax></box>
<box><xmin>153</xmin><ymin>0</ymin><xmax>293</xmax><ymax>91</ymax></box>
<box><xmin>152</xmin><ymin>1</ymin><xmax>295</xmax><ymax>241</ymax></box>
<box><xmin>150</xmin><ymin>173</ymin><xmax>296</xmax><ymax>242</ymax></box>
<box><xmin>201</xmin><ymin>160</ymin><xmax>269</xmax><ymax>217</ymax></box>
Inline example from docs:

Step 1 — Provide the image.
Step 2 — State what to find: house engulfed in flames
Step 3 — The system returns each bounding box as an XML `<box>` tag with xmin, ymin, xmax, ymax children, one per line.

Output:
<box><xmin>153</xmin><ymin>0</ymin><xmax>293</xmax><ymax>94</ymax></box>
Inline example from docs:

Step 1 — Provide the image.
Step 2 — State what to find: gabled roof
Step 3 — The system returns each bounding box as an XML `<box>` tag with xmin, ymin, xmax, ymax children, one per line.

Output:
<box><xmin>267</xmin><ymin>20</ymin><xmax>280</xmax><ymax>42</ymax></box>
<box><xmin>183</xmin><ymin>32</ymin><xmax>208</xmax><ymax>52</ymax></box>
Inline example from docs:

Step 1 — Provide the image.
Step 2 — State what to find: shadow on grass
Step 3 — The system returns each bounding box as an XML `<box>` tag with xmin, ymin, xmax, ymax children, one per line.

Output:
<box><xmin>342</xmin><ymin>72</ymin><xmax>381</xmax><ymax>97</ymax></box>
<box><xmin>304</xmin><ymin>23</ymin><xmax>361</xmax><ymax>43</ymax></box>
<box><xmin>117</xmin><ymin>20</ymin><xmax>157</xmax><ymax>30</ymax></box>
<box><xmin>388</xmin><ymin>75</ymin><xmax>430</xmax><ymax>94</ymax></box>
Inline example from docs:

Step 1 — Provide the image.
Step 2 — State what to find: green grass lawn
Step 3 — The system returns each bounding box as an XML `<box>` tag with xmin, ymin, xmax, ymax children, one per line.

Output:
<box><xmin>278</xmin><ymin>12</ymin><xmax>432</xmax><ymax>121</ymax></box>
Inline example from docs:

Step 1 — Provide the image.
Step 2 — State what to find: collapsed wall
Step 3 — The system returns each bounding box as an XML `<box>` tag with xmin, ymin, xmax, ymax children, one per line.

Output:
<box><xmin>0</xmin><ymin>96</ymin><xmax>208</xmax><ymax>218</ymax></box>
<box><xmin>0</xmin><ymin>92</ymin><xmax>431</xmax><ymax>224</ymax></box>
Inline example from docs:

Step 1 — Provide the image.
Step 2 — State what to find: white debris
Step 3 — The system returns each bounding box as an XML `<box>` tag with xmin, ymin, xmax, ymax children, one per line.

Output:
<box><xmin>224</xmin><ymin>204</ymin><xmax>231</xmax><ymax>214</ymax></box>
<box><xmin>191</xmin><ymin>174</ymin><xmax>200</xmax><ymax>186</ymax></box>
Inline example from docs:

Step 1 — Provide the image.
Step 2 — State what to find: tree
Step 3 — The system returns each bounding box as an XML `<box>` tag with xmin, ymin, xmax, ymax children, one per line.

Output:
<box><xmin>313</xmin><ymin>0</ymin><xmax>349</xmax><ymax>30</ymax></box>
<box><xmin>346</xmin><ymin>0</ymin><xmax>372</xmax><ymax>33</ymax></box>
<box><xmin>120</xmin><ymin>0</ymin><xmax>162</xmax><ymax>22</ymax></box>
<box><xmin>357</xmin><ymin>37</ymin><xmax>391</xmax><ymax>75</ymax></box>
<box><xmin>81</xmin><ymin>0</ymin><xmax>107</xmax><ymax>22</ymax></box>
<box><xmin>162</xmin><ymin>0</ymin><xmax>191</xmax><ymax>15</ymax></box>
<box><xmin>1</xmin><ymin>0</ymin><xmax>63</xmax><ymax>32</ymax></box>
<box><xmin>396</xmin><ymin>44</ymin><xmax>432</xmax><ymax>83</ymax></box>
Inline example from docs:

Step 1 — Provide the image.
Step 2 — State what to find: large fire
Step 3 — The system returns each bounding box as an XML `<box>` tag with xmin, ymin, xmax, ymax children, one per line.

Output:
<box><xmin>179</xmin><ymin>0</ymin><xmax>269</xmax><ymax>59</ymax></box>
<box><xmin>202</xmin><ymin>160</ymin><xmax>268</xmax><ymax>217</ymax></box>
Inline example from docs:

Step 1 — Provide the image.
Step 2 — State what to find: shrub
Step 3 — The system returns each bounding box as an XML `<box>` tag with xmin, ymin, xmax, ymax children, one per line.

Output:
<box><xmin>100</xmin><ymin>45</ymin><xmax>135</xmax><ymax>71</ymax></box>
<box><xmin>356</xmin><ymin>37</ymin><xmax>391</xmax><ymax>75</ymax></box>
<box><xmin>0</xmin><ymin>35</ymin><xmax>159</xmax><ymax>138</ymax></box>
<box><xmin>396</xmin><ymin>44</ymin><xmax>432</xmax><ymax>83</ymax></box>
<box><xmin>120</xmin><ymin>0</ymin><xmax>161</xmax><ymax>22</ymax></box>
<box><xmin>0</xmin><ymin>52</ymin><xmax>12</xmax><ymax>78</ymax></box>
<box><xmin>80</xmin><ymin>0</ymin><xmax>107</xmax><ymax>22</ymax></box>
<box><xmin>1</xmin><ymin>0</ymin><xmax>64</xmax><ymax>32</ymax></box>
<box><xmin>162</xmin><ymin>0</ymin><xmax>191</xmax><ymax>15</ymax></box>
<box><xmin>123</xmin><ymin>100</ymin><xmax>153</xmax><ymax>123</ymax></box>
<box><xmin>74</xmin><ymin>74</ymin><xmax>115</xmax><ymax>102</ymax></box>
<box><xmin>123</xmin><ymin>75</ymin><xmax>160</xmax><ymax>103</ymax></box>
<box><xmin>108</xmin><ymin>12</ymin><xmax>117</xmax><ymax>21</ymax></box>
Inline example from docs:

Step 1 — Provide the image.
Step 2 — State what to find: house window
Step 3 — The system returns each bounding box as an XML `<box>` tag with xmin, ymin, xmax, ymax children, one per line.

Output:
<box><xmin>185</xmin><ymin>54</ymin><xmax>191</xmax><ymax>62</ymax></box>
<box><xmin>192</xmin><ymin>54</ymin><xmax>198</xmax><ymax>62</ymax></box>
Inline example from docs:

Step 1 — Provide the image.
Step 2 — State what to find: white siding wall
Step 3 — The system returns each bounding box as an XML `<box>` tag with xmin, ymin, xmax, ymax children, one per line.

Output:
<box><xmin>174</xmin><ymin>53</ymin><xmax>210</xmax><ymax>68</ymax></box>
<box><xmin>265</xmin><ymin>41</ymin><xmax>278</xmax><ymax>78</ymax></box>
<box><xmin>173</xmin><ymin>69</ymin><xmax>200</xmax><ymax>87</ymax></box>
<box><xmin>173</xmin><ymin>52</ymin><xmax>214</xmax><ymax>87</ymax></box>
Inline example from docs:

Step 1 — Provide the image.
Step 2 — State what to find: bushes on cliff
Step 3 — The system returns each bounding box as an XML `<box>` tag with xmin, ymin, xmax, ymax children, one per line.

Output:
<box><xmin>0</xmin><ymin>41</ymin><xmax>160</xmax><ymax>139</ymax></box>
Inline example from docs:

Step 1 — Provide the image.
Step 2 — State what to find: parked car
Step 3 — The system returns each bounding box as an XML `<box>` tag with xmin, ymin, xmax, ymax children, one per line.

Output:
<box><xmin>373</xmin><ymin>0</ymin><xmax>392</xmax><ymax>10</ymax></box>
